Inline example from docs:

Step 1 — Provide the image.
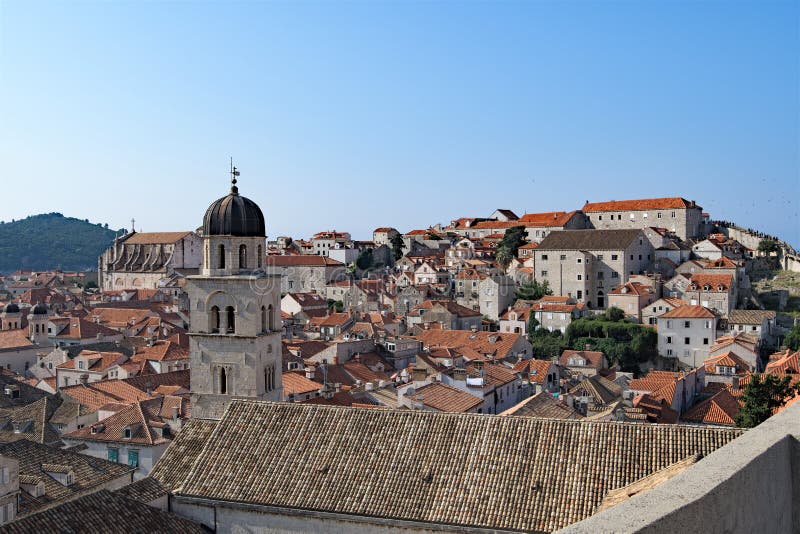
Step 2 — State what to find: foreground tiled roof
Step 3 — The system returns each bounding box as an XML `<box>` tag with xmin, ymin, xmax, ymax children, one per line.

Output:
<box><xmin>158</xmin><ymin>401</ymin><xmax>742</xmax><ymax>532</ymax></box>
<box><xmin>582</xmin><ymin>197</ymin><xmax>696</xmax><ymax>212</ymax></box>
<box><xmin>150</xmin><ymin>419</ymin><xmax>217</xmax><ymax>490</ymax></box>
<box><xmin>764</xmin><ymin>351</ymin><xmax>799</xmax><ymax>375</ymax></box>
<box><xmin>2</xmin><ymin>489</ymin><xmax>205</xmax><ymax>533</ymax></box>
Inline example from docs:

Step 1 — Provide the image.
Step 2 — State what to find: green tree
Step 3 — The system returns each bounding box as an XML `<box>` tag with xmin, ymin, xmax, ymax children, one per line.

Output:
<box><xmin>516</xmin><ymin>280</ymin><xmax>552</xmax><ymax>301</ymax></box>
<box><xmin>498</xmin><ymin>226</ymin><xmax>528</xmax><ymax>257</ymax></box>
<box><xmin>784</xmin><ymin>324</ymin><xmax>800</xmax><ymax>351</ymax></box>
<box><xmin>526</xmin><ymin>312</ymin><xmax>540</xmax><ymax>342</ymax></box>
<box><xmin>757</xmin><ymin>239</ymin><xmax>780</xmax><ymax>254</ymax></box>
<box><xmin>390</xmin><ymin>234</ymin><xmax>405</xmax><ymax>261</ymax></box>
<box><xmin>356</xmin><ymin>248</ymin><xmax>374</xmax><ymax>270</ymax></box>
<box><xmin>735</xmin><ymin>374</ymin><xmax>797</xmax><ymax>428</ymax></box>
<box><xmin>327</xmin><ymin>299</ymin><xmax>344</xmax><ymax>313</ymax></box>
<box><xmin>495</xmin><ymin>246</ymin><xmax>513</xmax><ymax>271</ymax></box>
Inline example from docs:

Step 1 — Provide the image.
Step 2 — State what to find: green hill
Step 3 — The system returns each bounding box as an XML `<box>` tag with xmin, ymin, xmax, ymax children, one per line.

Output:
<box><xmin>0</xmin><ymin>213</ymin><xmax>125</xmax><ymax>273</ymax></box>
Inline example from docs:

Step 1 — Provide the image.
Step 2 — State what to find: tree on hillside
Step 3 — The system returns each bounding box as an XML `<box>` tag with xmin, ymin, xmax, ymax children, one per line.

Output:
<box><xmin>356</xmin><ymin>248</ymin><xmax>374</xmax><ymax>271</ymax></box>
<box><xmin>783</xmin><ymin>324</ymin><xmax>800</xmax><ymax>351</ymax></box>
<box><xmin>757</xmin><ymin>239</ymin><xmax>780</xmax><ymax>255</ymax></box>
<box><xmin>516</xmin><ymin>280</ymin><xmax>552</xmax><ymax>301</ymax></box>
<box><xmin>735</xmin><ymin>374</ymin><xmax>797</xmax><ymax>428</ymax></box>
<box><xmin>498</xmin><ymin>226</ymin><xmax>528</xmax><ymax>257</ymax></box>
<box><xmin>526</xmin><ymin>312</ymin><xmax>540</xmax><ymax>342</ymax></box>
<box><xmin>390</xmin><ymin>235</ymin><xmax>405</xmax><ymax>261</ymax></box>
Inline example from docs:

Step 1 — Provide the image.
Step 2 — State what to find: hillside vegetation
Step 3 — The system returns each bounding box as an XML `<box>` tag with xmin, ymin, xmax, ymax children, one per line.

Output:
<box><xmin>0</xmin><ymin>213</ymin><xmax>124</xmax><ymax>273</ymax></box>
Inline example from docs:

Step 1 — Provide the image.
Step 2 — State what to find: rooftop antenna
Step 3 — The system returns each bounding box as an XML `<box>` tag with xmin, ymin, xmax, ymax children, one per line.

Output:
<box><xmin>229</xmin><ymin>157</ymin><xmax>240</xmax><ymax>194</ymax></box>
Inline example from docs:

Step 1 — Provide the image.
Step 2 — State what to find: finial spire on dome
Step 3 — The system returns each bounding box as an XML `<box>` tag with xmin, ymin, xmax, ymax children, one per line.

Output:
<box><xmin>229</xmin><ymin>157</ymin><xmax>240</xmax><ymax>195</ymax></box>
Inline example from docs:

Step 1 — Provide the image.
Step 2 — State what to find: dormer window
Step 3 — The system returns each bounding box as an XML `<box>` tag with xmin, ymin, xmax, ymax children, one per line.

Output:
<box><xmin>77</xmin><ymin>360</ymin><xmax>84</xmax><ymax>370</ymax></box>
<box><xmin>123</xmin><ymin>427</ymin><xmax>132</xmax><ymax>439</ymax></box>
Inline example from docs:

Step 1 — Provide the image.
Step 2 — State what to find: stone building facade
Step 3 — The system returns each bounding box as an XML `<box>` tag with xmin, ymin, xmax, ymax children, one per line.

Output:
<box><xmin>582</xmin><ymin>197</ymin><xmax>704</xmax><ymax>241</ymax></box>
<box><xmin>530</xmin><ymin>229</ymin><xmax>654</xmax><ymax>309</ymax></box>
<box><xmin>188</xmin><ymin>175</ymin><xmax>283</xmax><ymax>420</ymax></box>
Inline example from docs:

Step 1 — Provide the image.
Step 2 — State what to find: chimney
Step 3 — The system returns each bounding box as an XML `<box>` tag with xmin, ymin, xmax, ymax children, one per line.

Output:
<box><xmin>305</xmin><ymin>366</ymin><xmax>315</xmax><ymax>380</ymax></box>
<box><xmin>585</xmin><ymin>343</ymin><xmax>593</xmax><ymax>351</ymax></box>
<box><xmin>412</xmin><ymin>367</ymin><xmax>427</xmax><ymax>383</ymax></box>
<box><xmin>171</xmin><ymin>406</ymin><xmax>179</xmax><ymax>420</ymax></box>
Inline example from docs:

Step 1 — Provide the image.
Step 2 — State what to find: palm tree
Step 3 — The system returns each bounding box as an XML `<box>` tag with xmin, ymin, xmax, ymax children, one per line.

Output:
<box><xmin>495</xmin><ymin>246</ymin><xmax>513</xmax><ymax>272</ymax></box>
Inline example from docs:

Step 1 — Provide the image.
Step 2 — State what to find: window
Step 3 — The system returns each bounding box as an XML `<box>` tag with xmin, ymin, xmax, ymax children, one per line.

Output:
<box><xmin>667</xmin><ymin>349</ymin><xmax>673</xmax><ymax>356</ymax></box>
<box><xmin>123</xmin><ymin>427</ymin><xmax>132</xmax><ymax>439</ymax></box>
<box><xmin>630</xmin><ymin>255</ymin><xmax>634</xmax><ymax>260</ymax></box>
<box><xmin>666</xmin><ymin>320</ymin><xmax>672</xmax><ymax>328</ymax></box>
<box><xmin>239</xmin><ymin>244</ymin><xmax>247</xmax><ymax>269</ymax></box>
<box><xmin>576</xmin><ymin>290</ymin><xmax>583</xmax><ymax>299</ymax></box>
<box><xmin>218</xmin><ymin>244</ymin><xmax>226</xmax><ymax>269</ymax></box>
<box><xmin>597</xmin><ymin>255</ymin><xmax>604</xmax><ymax>260</ymax></box>
<box><xmin>703</xmin><ymin>338</ymin><xmax>709</xmax><ymax>345</ymax></box>
<box><xmin>638</xmin><ymin>255</ymin><xmax>642</xmax><ymax>260</ymax></box>
<box><xmin>541</xmin><ymin>270</ymin><xmax>548</xmax><ymax>277</ymax></box>
<box><xmin>210</xmin><ymin>306</ymin><xmax>220</xmax><ymax>333</ymax></box>
<box><xmin>598</xmin><ymin>215</ymin><xmax>603</xmax><ymax>221</ymax></box>
<box><xmin>684</xmin><ymin>321</ymin><xmax>691</xmax><ymax>328</ymax></box>
<box><xmin>261</xmin><ymin>306</ymin><xmax>268</xmax><ymax>333</ymax></box>
<box><xmin>705</xmin><ymin>321</ymin><xmax>712</xmax><ymax>329</ymax></box>
<box><xmin>577</xmin><ymin>274</ymin><xmax>582</xmax><ymax>281</ymax></box>
<box><xmin>541</xmin><ymin>254</ymin><xmax>548</xmax><ymax>260</ymax></box>
<box><xmin>657</xmin><ymin>212</ymin><xmax>662</xmax><ymax>219</ymax></box>
<box><xmin>560</xmin><ymin>254</ymin><xmax>566</xmax><ymax>260</ymax></box>
<box><xmin>108</xmin><ymin>448</ymin><xmax>119</xmax><ymax>463</ymax></box>
<box><xmin>128</xmin><ymin>450</ymin><xmax>139</xmax><ymax>468</ymax></box>
<box><xmin>684</xmin><ymin>337</ymin><xmax>690</xmax><ymax>345</ymax></box>
<box><xmin>77</xmin><ymin>360</ymin><xmax>84</xmax><ymax>370</ymax></box>
<box><xmin>611</xmin><ymin>255</ymin><xmax>618</xmax><ymax>261</ymax></box>
<box><xmin>597</xmin><ymin>271</ymin><xmax>604</xmax><ymax>279</ymax></box>
<box><xmin>671</xmin><ymin>211</ymin><xmax>676</xmax><ymax>218</ymax></box>
<box><xmin>225</xmin><ymin>306</ymin><xmax>235</xmax><ymax>333</ymax></box>
<box><xmin>666</xmin><ymin>336</ymin><xmax>672</xmax><ymax>344</ymax></box>
<box><xmin>611</xmin><ymin>271</ymin><xmax>619</xmax><ymax>278</ymax></box>
<box><xmin>576</xmin><ymin>258</ymin><xmax>582</xmax><ymax>264</ymax></box>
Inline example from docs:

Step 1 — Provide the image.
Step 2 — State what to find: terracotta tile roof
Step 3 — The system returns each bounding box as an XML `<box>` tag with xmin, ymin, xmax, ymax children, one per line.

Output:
<box><xmin>405</xmin><ymin>382</ymin><xmax>483</xmax><ymax>412</ymax></box>
<box><xmin>282</xmin><ymin>372</ymin><xmax>322</xmax><ymax>397</ymax></box>
<box><xmin>266</xmin><ymin>255</ymin><xmax>344</xmax><ymax>267</ymax></box>
<box><xmin>537</xmin><ymin>229</ymin><xmax>643</xmax><ymax>251</ymax></box>
<box><xmin>582</xmin><ymin>197</ymin><xmax>697</xmax><ymax>212</ymax></box>
<box><xmin>113</xmin><ymin>477</ymin><xmax>168</xmax><ymax>504</ymax></box>
<box><xmin>0</xmin><ymin>396</ymin><xmax>62</xmax><ymax>445</ymax></box>
<box><xmin>569</xmin><ymin>375</ymin><xmax>623</xmax><ymax>405</ymax></box>
<box><xmin>414</xmin><ymin>330</ymin><xmax>526</xmax><ymax>360</ymax></box>
<box><xmin>560</xmin><ymin>350</ymin><xmax>606</xmax><ymax>368</ymax></box>
<box><xmin>57</xmin><ymin>350</ymin><xmax>127</xmax><ymax>371</ymax></box>
<box><xmin>501</xmin><ymin>392</ymin><xmax>583</xmax><ymax>419</ymax></box>
<box><xmin>518</xmin><ymin>211</ymin><xmax>579</xmax><ymax>227</ymax></box>
<box><xmin>53</xmin><ymin>318</ymin><xmax>120</xmax><ymax>340</ymax></box>
<box><xmin>123</xmin><ymin>231</ymin><xmax>193</xmax><ymax>245</ymax></box>
<box><xmin>512</xmin><ymin>359</ymin><xmax>552</xmax><ymax>384</ymax></box>
<box><xmin>681</xmin><ymin>389</ymin><xmax>740</xmax><ymax>426</ymax></box>
<box><xmin>469</xmin><ymin>220</ymin><xmax>523</xmax><ymax>230</ymax></box>
<box><xmin>413</xmin><ymin>299</ymin><xmax>482</xmax><ymax>318</ymax></box>
<box><xmin>704</xmin><ymin>351</ymin><xmax>751</xmax><ymax>374</ymax></box>
<box><xmin>319</xmin><ymin>312</ymin><xmax>352</xmax><ymax>327</ymax></box>
<box><xmin>60</xmin><ymin>381</ymin><xmax>153</xmax><ymax>411</ymax></box>
<box><xmin>131</xmin><ymin>341</ymin><xmax>189</xmax><ymax>362</ymax></box>
<box><xmin>610</xmin><ymin>282</ymin><xmax>655</xmax><ymax>296</ymax></box>
<box><xmin>765</xmin><ymin>351</ymin><xmax>799</xmax><ymax>375</ymax></box>
<box><xmin>710</xmin><ymin>333</ymin><xmax>758</xmax><ymax>353</ymax></box>
<box><xmin>155</xmin><ymin>401</ymin><xmax>742</xmax><ymax>533</ymax></box>
<box><xmin>3</xmin><ymin>489</ymin><xmax>206</xmax><ymax>533</ymax></box>
<box><xmin>659</xmin><ymin>305</ymin><xmax>716</xmax><ymax>319</ymax></box>
<box><xmin>0</xmin><ymin>329</ymin><xmax>34</xmax><ymax>350</ymax></box>
<box><xmin>688</xmin><ymin>273</ymin><xmax>733</xmax><ymax>291</ymax></box>
<box><xmin>727</xmin><ymin>309</ymin><xmax>777</xmax><ymax>324</ymax></box>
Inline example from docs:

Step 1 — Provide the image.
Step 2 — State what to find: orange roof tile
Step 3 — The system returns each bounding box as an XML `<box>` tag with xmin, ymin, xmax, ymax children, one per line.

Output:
<box><xmin>582</xmin><ymin>197</ymin><xmax>696</xmax><ymax>212</ymax></box>
<box><xmin>660</xmin><ymin>305</ymin><xmax>716</xmax><ymax>319</ymax></box>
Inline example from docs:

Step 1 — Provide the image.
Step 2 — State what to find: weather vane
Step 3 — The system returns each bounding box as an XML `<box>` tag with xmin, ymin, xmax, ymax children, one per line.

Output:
<box><xmin>229</xmin><ymin>157</ymin><xmax>240</xmax><ymax>193</ymax></box>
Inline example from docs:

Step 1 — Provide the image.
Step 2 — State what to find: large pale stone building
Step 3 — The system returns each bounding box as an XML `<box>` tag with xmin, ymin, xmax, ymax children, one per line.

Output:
<box><xmin>582</xmin><ymin>197</ymin><xmax>704</xmax><ymax>241</ymax></box>
<box><xmin>98</xmin><ymin>231</ymin><xmax>202</xmax><ymax>291</ymax></box>
<box><xmin>187</xmin><ymin>173</ymin><xmax>283</xmax><ymax>420</ymax></box>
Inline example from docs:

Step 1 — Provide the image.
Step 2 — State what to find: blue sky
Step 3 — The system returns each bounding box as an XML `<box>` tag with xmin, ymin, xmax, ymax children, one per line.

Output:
<box><xmin>1</xmin><ymin>1</ymin><xmax>798</xmax><ymax>245</ymax></box>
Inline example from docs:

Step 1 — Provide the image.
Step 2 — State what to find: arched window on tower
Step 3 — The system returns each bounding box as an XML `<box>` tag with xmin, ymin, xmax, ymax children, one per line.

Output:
<box><xmin>225</xmin><ymin>306</ymin><xmax>235</xmax><ymax>334</ymax></box>
<box><xmin>268</xmin><ymin>305</ymin><xmax>274</xmax><ymax>332</ymax></box>
<box><xmin>239</xmin><ymin>244</ymin><xmax>247</xmax><ymax>269</ymax></box>
<box><xmin>218</xmin><ymin>244</ymin><xmax>226</xmax><ymax>269</ymax></box>
<box><xmin>219</xmin><ymin>367</ymin><xmax>228</xmax><ymax>395</ymax></box>
<box><xmin>210</xmin><ymin>306</ymin><xmax>220</xmax><ymax>333</ymax></box>
<box><xmin>261</xmin><ymin>306</ymin><xmax>267</xmax><ymax>333</ymax></box>
<box><xmin>257</xmin><ymin>245</ymin><xmax>263</xmax><ymax>268</ymax></box>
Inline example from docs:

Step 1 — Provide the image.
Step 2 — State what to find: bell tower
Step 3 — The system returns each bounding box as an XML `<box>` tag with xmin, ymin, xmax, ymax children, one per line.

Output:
<box><xmin>27</xmin><ymin>302</ymin><xmax>50</xmax><ymax>345</ymax></box>
<box><xmin>188</xmin><ymin>165</ymin><xmax>282</xmax><ymax>420</ymax></box>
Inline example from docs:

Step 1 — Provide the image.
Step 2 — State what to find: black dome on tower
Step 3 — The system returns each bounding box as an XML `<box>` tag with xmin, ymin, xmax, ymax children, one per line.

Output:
<box><xmin>31</xmin><ymin>302</ymin><xmax>48</xmax><ymax>315</ymax></box>
<box><xmin>3</xmin><ymin>303</ymin><xmax>19</xmax><ymax>314</ymax></box>
<box><xmin>202</xmin><ymin>168</ymin><xmax>266</xmax><ymax>237</ymax></box>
